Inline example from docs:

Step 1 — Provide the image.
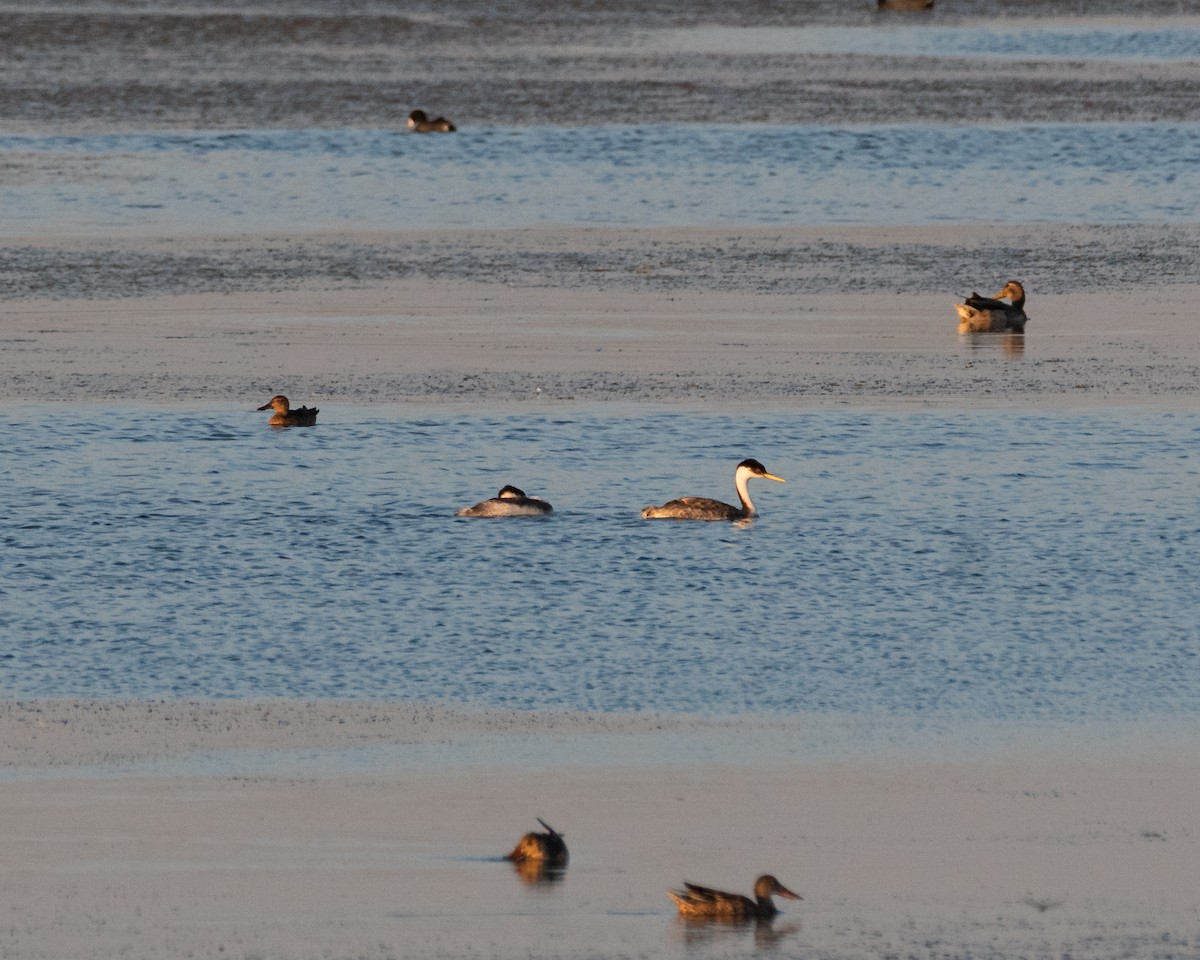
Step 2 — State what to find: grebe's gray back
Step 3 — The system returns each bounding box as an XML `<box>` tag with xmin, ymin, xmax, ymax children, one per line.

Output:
<box><xmin>641</xmin><ymin>458</ymin><xmax>785</xmax><ymax>521</ymax></box>
<box><xmin>456</xmin><ymin>485</ymin><xmax>553</xmax><ymax>517</ymax></box>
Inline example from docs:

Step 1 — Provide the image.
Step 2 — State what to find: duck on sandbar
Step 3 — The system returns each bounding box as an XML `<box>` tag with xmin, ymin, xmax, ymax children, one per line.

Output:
<box><xmin>408</xmin><ymin>109</ymin><xmax>456</xmax><ymax>133</ymax></box>
<box><xmin>669</xmin><ymin>875</ymin><xmax>802</xmax><ymax>921</ymax></box>
<box><xmin>641</xmin><ymin>459</ymin><xmax>785</xmax><ymax>522</ymax></box>
<box><xmin>256</xmin><ymin>395</ymin><xmax>319</xmax><ymax>427</ymax></box>
<box><xmin>456</xmin><ymin>485</ymin><xmax>553</xmax><ymax>517</ymax></box>
<box><xmin>505</xmin><ymin>819</ymin><xmax>569</xmax><ymax>866</ymax></box>
<box><xmin>955</xmin><ymin>280</ymin><xmax>1029</xmax><ymax>334</ymax></box>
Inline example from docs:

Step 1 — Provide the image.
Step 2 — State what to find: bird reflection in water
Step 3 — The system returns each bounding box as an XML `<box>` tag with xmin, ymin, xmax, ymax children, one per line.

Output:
<box><xmin>674</xmin><ymin>914</ymin><xmax>803</xmax><ymax>951</ymax></box>
<box><xmin>962</xmin><ymin>331</ymin><xmax>1025</xmax><ymax>358</ymax></box>
<box><xmin>508</xmin><ymin>856</ymin><xmax>568</xmax><ymax>886</ymax></box>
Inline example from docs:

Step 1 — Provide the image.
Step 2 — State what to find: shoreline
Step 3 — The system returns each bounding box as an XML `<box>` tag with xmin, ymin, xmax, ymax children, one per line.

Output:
<box><xmin>5</xmin><ymin>698</ymin><xmax>1200</xmax><ymax>776</ymax></box>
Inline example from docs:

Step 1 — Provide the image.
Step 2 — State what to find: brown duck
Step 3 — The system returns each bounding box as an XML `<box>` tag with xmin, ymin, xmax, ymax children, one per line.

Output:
<box><xmin>955</xmin><ymin>280</ymin><xmax>1029</xmax><ymax>334</ymax></box>
<box><xmin>669</xmin><ymin>875</ymin><xmax>802</xmax><ymax>920</ymax></box>
<box><xmin>505</xmin><ymin>818</ymin><xmax>568</xmax><ymax>865</ymax></box>
<box><xmin>257</xmin><ymin>395</ymin><xmax>319</xmax><ymax>427</ymax></box>
<box><xmin>408</xmin><ymin>109</ymin><xmax>456</xmax><ymax>133</ymax></box>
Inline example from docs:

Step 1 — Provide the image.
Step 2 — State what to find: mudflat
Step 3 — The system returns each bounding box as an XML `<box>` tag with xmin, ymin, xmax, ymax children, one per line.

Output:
<box><xmin>2</xmin><ymin>701</ymin><xmax>1198</xmax><ymax>960</ymax></box>
<box><xmin>4</xmin><ymin>225</ymin><xmax>1199</xmax><ymax>407</ymax></box>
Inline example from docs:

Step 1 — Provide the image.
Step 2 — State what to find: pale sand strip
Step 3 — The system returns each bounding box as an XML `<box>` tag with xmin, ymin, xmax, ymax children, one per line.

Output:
<box><xmin>2</xmin><ymin>701</ymin><xmax>1198</xmax><ymax>959</ymax></box>
<box><xmin>4</xmin><ymin>223</ymin><xmax>1200</xmax><ymax>406</ymax></box>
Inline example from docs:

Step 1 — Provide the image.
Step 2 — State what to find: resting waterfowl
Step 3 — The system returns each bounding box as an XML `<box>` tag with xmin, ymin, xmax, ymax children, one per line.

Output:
<box><xmin>955</xmin><ymin>280</ymin><xmax>1029</xmax><ymax>334</ymax></box>
<box><xmin>256</xmin><ymin>395</ymin><xmax>318</xmax><ymax>427</ymax></box>
<box><xmin>641</xmin><ymin>458</ymin><xmax>785</xmax><ymax>521</ymax></box>
<box><xmin>669</xmin><ymin>875</ymin><xmax>802</xmax><ymax>920</ymax></box>
<box><xmin>505</xmin><ymin>818</ymin><xmax>568</xmax><ymax>865</ymax></box>
<box><xmin>456</xmin><ymin>485</ymin><xmax>553</xmax><ymax>517</ymax></box>
<box><xmin>408</xmin><ymin>109</ymin><xmax>456</xmax><ymax>133</ymax></box>
<box><xmin>877</xmin><ymin>0</ymin><xmax>933</xmax><ymax>9</ymax></box>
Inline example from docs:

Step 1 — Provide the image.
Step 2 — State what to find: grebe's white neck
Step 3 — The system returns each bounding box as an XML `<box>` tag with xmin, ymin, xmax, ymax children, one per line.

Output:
<box><xmin>733</xmin><ymin>464</ymin><xmax>758</xmax><ymax>517</ymax></box>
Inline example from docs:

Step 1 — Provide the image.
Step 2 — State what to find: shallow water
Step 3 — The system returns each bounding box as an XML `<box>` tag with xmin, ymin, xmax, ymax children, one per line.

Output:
<box><xmin>5</xmin><ymin>122</ymin><xmax>1200</xmax><ymax>233</ymax></box>
<box><xmin>4</xmin><ymin>405</ymin><xmax>1197</xmax><ymax>725</ymax></box>
<box><xmin>642</xmin><ymin>19</ymin><xmax>1200</xmax><ymax>60</ymax></box>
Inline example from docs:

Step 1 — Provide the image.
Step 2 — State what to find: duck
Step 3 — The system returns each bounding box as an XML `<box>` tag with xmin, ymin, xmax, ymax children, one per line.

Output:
<box><xmin>641</xmin><ymin>458</ymin><xmax>785</xmax><ymax>521</ymax></box>
<box><xmin>256</xmin><ymin>395</ymin><xmax>318</xmax><ymax>427</ymax></box>
<box><xmin>408</xmin><ymin>109</ymin><xmax>456</xmax><ymax>133</ymax></box>
<box><xmin>504</xmin><ymin>818</ymin><xmax>569</xmax><ymax>866</ymax></box>
<box><xmin>669</xmin><ymin>875</ymin><xmax>802</xmax><ymax>921</ymax></box>
<box><xmin>456</xmin><ymin>485</ymin><xmax>553</xmax><ymax>517</ymax></box>
<box><xmin>955</xmin><ymin>280</ymin><xmax>1029</xmax><ymax>334</ymax></box>
<box><xmin>877</xmin><ymin>0</ymin><xmax>934</xmax><ymax>9</ymax></box>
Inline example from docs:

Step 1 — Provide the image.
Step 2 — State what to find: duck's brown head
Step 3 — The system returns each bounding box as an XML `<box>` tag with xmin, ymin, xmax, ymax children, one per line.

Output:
<box><xmin>257</xmin><ymin>395</ymin><xmax>290</xmax><ymax>413</ymax></box>
<box><xmin>994</xmin><ymin>280</ymin><xmax>1026</xmax><ymax>305</ymax></box>
<box><xmin>754</xmin><ymin>875</ymin><xmax>802</xmax><ymax>901</ymax></box>
<box><xmin>505</xmin><ymin>819</ymin><xmax>568</xmax><ymax>865</ymax></box>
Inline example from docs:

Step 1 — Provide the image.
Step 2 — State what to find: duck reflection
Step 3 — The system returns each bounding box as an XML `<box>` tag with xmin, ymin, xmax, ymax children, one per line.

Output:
<box><xmin>508</xmin><ymin>856</ymin><xmax>568</xmax><ymax>886</ymax></box>
<box><xmin>504</xmin><ymin>818</ymin><xmax>568</xmax><ymax>885</ymax></box>
<box><xmin>961</xmin><ymin>331</ymin><xmax>1025</xmax><ymax>358</ymax></box>
<box><xmin>674</xmin><ymin>914</ymin><xmax>803</xmax><ymax>951</ymax></box>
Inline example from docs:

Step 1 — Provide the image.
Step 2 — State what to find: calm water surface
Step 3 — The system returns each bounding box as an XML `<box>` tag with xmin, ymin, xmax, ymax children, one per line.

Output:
<box><xmin>3</xmin><ymin>405</ymin><xmax>1197</xmax><ymax>723</ymax></box>
<box><xmin>644</xmin><ymin>19</ymin><xmax>1200</xmax><ymax>60</ymax></box>
<box><xmin>4</xmin><ymin>122</ymin><xmax>1200</xmax><ymax>233</ymax></box>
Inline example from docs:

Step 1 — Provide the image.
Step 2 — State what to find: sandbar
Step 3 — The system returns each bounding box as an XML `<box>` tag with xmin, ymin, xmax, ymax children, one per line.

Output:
<box><xmin>2</xmin><ymin>700</ymin><xmax>1198</xmax><ymax>960</ymax></box>
<box><xmin>3</xmin><ymin>224</ymin><xmax>1200</xmax><ymax>408</ymax></box>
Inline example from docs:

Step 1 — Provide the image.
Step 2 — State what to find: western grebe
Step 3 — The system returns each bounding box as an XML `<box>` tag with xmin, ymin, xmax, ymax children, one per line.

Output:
<box><xmin>456</xmin><ymin>485</ymin><xmax>553</xmax><ymax>517</ymax></box>
<box><xmin>256</xmin><ymin>395</ymin><xmax>318</xmax><ymax>427</ymax></box>
<box><xmin>408</xmin><ymin>109</ymin><xmax>456</xmax><ymax>133</ymax></box>
<box><xmin>504</xmin><ymin>818</ymin><xmax>569</xmax><ymax>866</ymax></box>
<box><xmin>955</xmin><ymin>280</ymin><xmax>1029</xmax><ymax>334</ymax></box>
<box><xmin>641</xmin><ymin>458</ymin><xmax>785</xmax><ymax>521</ymax></box>
<box><xmin>668</xmin><ymin>875</ymin><xmax>802</xmax><ymax>920</ymax></box>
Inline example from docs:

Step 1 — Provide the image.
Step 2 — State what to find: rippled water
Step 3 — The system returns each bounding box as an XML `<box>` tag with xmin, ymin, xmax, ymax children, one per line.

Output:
<box><xmin>4</xmin><ymin>122</ymin><xmax>1200</xmax><ymax>233</ymax></box>
<box><xmin>646</xmin><ymin>20</ymin><xmax>1200</xmax><ymax>60</ymax></box>
<box><xmin>4</xmin><ymin>405</ymin><xmax>1197</xmax><ymax>722</ymax></box>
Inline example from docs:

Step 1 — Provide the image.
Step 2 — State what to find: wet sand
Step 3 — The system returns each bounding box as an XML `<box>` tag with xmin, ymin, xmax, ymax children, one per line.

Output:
<box><xmin>2</xmin><ymin>701</ymin><xmax>1199</xmax><ymax>960</ymax></box>
<box><xmin>4</xmin><ymin>224</ymin><xmax>1200</xmax><ymax>407</ymax></box>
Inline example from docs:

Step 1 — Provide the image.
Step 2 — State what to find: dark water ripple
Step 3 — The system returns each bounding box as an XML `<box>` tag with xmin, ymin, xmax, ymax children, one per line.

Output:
<box><xmin>2</xmin><ymin>405</ymin><xmax>1197</xmax><ymax>722</ymax></box>
<box><xmin>4</xmin><ymin>123</ymin><xmax>1200</xmax><ymax>231</ymax></box>
<box><xmin>664</xmin><ymin>22</ymin><xmax>1200</xmax><ymax>61</ymax></box>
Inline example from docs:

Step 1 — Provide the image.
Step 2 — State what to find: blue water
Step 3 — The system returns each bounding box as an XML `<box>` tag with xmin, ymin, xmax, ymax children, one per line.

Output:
<box><xmin>4</xmin><ymin>122</ymin><xmax>1200</xmax><ymax>233</ymax></box>
<box><xmin>4</xmin><ymin>405</ymin><xmax>1197</xmax><ymax>722</ymax></box>
<box><xmin>649</xmin><ymin>21</ymin><xmax>1200</xmax><ymax>61</ymax></box>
